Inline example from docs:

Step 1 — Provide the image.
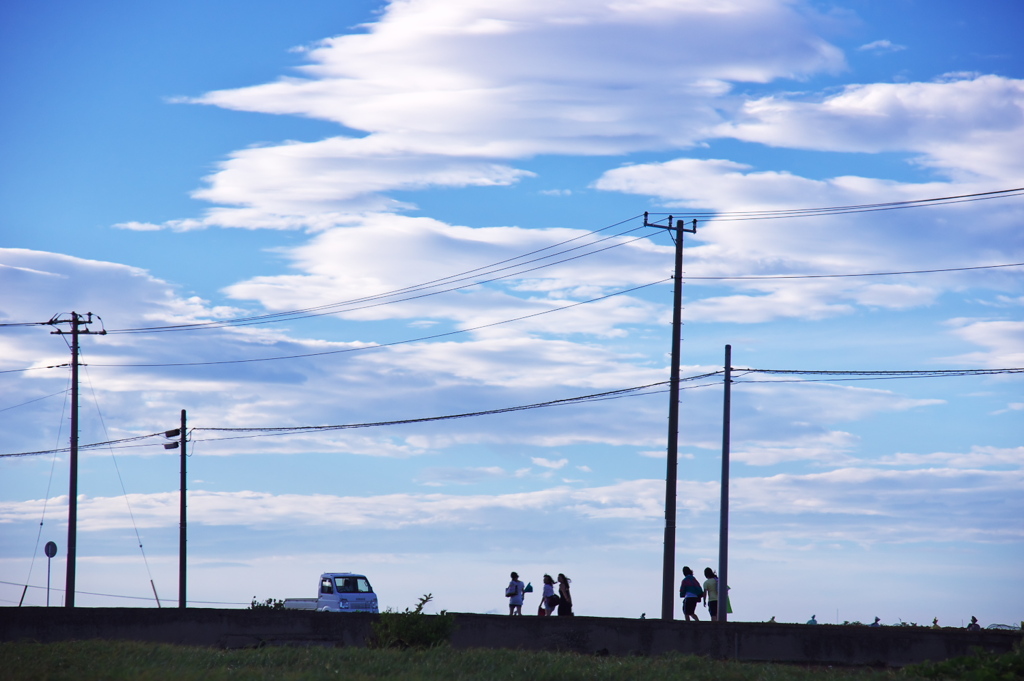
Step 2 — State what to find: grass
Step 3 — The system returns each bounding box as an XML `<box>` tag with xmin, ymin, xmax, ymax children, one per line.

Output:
<box><xmin>0</xmin><ymin>640</ymin><xmax>923</xmax><ymax>681</ymax></box>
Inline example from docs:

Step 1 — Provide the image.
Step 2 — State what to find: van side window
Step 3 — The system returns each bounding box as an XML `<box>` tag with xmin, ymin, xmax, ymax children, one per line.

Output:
<box><xmin>320</xmin><ymin>578</ymin><xmax>333</xmax><ymax>594</ymax></box>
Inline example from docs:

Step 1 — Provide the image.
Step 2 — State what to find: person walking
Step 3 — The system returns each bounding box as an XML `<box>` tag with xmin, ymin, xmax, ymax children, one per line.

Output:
<box><xmin>702</xmin><ymin>567</ymin><xmax>720</xmax><ymax>621</ymax></box>
<box><xmin>506</xmin><ymin>571</ymin><xmax>525</xmax><ymax>616</ymax></box>
<box><xmin>556</xmin><ymin>573</ymin><xmax>573</xmax><ymax>616</ymax></box>
<box><xmin>679</xmin><ymin>566</ymin><xmax>702</xmax><ymax>622</ymax></box>
<box><xmin>540</xmin><ymin>574</ymin><xmax>557</xmax><ymax>616</ymax></box>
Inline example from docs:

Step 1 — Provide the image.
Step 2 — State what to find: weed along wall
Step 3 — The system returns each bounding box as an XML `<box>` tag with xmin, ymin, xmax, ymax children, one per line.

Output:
<box><xmin>2</xmin><ymin>609</ymin><xmax>1019</xmax><ymax>668</ymax></box>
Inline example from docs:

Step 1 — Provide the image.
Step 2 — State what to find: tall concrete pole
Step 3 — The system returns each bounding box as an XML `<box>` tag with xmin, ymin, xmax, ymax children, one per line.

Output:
<box><xmin>179</xmin><ymin>409</ymin><xmax>187</xmax><ymax>609</ymax></box>
<box><xmin>644</xmin><ymin>214</ymin><xmax>697</xmax><ymax>621</ymax></box>
<box><xmin>660</xmin><ymin>217</ymin><xmax>684</xmax><ymax>621</ymax></box>
<box><xmin>46</xmin><ymin>311</ymin><xmax>104</xmax><ymax>608</ymax></box>
<box><xmin>718</xmin><ymin>344</ymin><xmax>732</xmax><ymax>622</ymax></box>
<box><xmin>66</xmin><ymin>313</ymin><xmax>80</xmax><ymax>608</ymax></box>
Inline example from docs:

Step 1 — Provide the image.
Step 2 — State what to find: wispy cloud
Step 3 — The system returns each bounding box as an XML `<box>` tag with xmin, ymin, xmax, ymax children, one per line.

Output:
<box><xmin>857</xmin><ymin>39</ymin><xmax>907</xmax><ymax>54</ymax></box>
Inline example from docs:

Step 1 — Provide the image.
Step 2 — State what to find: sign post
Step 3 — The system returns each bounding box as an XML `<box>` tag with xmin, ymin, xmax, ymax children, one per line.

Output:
<box><xmin>44</xmin><ymin>541</ymin><xmax>58</xmax><ymax>607</ymax></box>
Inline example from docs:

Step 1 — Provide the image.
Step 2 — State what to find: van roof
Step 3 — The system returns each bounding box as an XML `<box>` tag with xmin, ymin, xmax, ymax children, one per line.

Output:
<box><xmin>322</xmin><ymin>572</ymin><xmax>366</xmax><ymax>578</ymax></box>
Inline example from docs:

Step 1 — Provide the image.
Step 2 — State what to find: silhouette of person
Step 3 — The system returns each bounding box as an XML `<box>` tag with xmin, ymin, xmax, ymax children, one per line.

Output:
<box><xmin>557</xmin><ymin>573</ymin><xmax>573</xmax><ymax>616</ymax></box>
<box><xmin>702</xmin><ymin>567</ymin><xmax>720</xmax><ymax>621</ymax></box>
<box><xmin>679</xmin><ymin>566</ymin><xmax>702</xmax><ymax>622</ymax></box>
<box><xmin>506</xmin><ymin>571</ymin><xmax>525</xmax><ymax>616</ymax></box>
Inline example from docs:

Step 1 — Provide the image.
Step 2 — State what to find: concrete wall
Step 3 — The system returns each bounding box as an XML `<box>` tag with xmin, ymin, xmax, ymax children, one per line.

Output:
<box><xmin>1</xmin><ymin>608</ymin><xmax>1019</xmax><ymax>668</ymax></box>
<box><xmin>449</xmin><ymin>614</ymin><xmax>1020</xmax><ymax>667</ymax></box>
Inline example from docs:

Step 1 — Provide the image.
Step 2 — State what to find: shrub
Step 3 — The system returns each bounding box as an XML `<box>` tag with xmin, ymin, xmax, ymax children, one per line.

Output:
<box><xmin>902</xmin><ymin>643</ymin><xmax>1024</xmax><ymax>680</ymax></box>
<box><xmin>370</xmin><ymin>594</ymin><xmax>455</xmax><ymax>650</ymax></box>
<box><xmin>249</xmin><ymin>596</ymin><xmax>285</xmax><ymax>610</ymax></box>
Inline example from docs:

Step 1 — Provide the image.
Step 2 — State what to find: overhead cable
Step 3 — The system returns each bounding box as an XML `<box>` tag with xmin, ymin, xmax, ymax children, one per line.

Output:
<box><xmin>106</xmin><ymin>215</ymin><xmax>649</xmax><ymax>334</ymax></box>
<box><xmin>647</xmin><ymin>186</ymin><xmax>1024</xmax><ymax>222</ymax></box>
<box><xmin>87</xmin><ymin>278</ymin><xmax>672</xmax><ymax>369</ymax></box>
<box><xmin>687</xmin><ymin>262</ymin><xmax>1024</xmax><ymax>280</ymax></box>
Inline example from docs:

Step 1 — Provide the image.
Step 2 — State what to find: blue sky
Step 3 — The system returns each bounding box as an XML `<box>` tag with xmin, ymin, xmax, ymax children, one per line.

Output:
<box><xmin>1</xmin><ymin>0</ymin><xmax>1022</xmax><ymax>626</ymax></box>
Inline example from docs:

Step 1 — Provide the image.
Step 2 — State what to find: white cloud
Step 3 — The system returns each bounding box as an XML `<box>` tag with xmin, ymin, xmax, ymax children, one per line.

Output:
<box><xmin>857</xmin><ymin>39</ymin><xmax>906</xmax><ymax>54</ymax></box>
<box><xmin>732</xmin><ymin>430</ymin><xmax>859</xmax><ymax>466</ymax></box>
<box><xmin>531</xmin><ymin>457</ymin><xmax>568</xmax><ymax>469</ymax></box>
<box><xmin>192</xmin><ymin>0</ymin><xmax>843</xmax><ymax>157</ymax></box>
<box><xmin>7</xmin><ymin>464</ymin><xmax>1019</xmax><ymax>547</ymax></box>
<box><xmin>593</xmin><ymin>157</ymin><xmax>1024</xmax><ymax>321</ymax></box>
<box><xmin>942</xmin><ymin>318</ymin><xmax>1024</xmax><ymax>367</ymax></box>
<box><xmin>715</xmin><ymin>74</ymin><xmax>1024</xmax><ymax>182</ymax></box>
<box><xmin>876</xmin><ymin>445</ymin><xmax>1024</xmax><ymax>468</ymax></box>
<box><xmin>416</xmin><ymin>466</ymin><xmax>507</xmax><ymax>485</ymax></box>
<box><xmin>732</xmin><ymin>466</ymin><xmax>1024</xmax><ymax>544</ymax></box>
<box><xmin>219</xmin><ymin>213</ymin><xmax>670</xmax><ymax>334</ymax></box>
<box><xmin>134</xmin><ymin>0</ymin><xmax>847</xmax><ymax>232</ymax></box>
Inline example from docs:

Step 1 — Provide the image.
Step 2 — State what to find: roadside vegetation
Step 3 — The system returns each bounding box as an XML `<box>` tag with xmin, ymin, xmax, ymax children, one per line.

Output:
<box><xmin>903</xmin><ymin>642</ymin><xmax>1024</xmax><ymax>680</ymax></box>
<box><xmin>370</xmin><ymin>594</ymin><xmax>455</xmax><ymax>649</ymax></box>
<box><xmin>0</xmin><ymin>639</ymin><xmax>986</xmax><ymax>681</ymax></box>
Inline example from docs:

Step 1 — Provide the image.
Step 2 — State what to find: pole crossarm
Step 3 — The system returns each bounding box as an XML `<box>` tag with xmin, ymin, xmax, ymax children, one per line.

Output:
<box><xmin>46</xmin><ymin>312</ymin><xmax>107</xmax><ymax>337</ymax></box>
<box><xmin>644</xmin><ymin>212</ymin><xmax>697</xmax><ymax>234</ymax></box>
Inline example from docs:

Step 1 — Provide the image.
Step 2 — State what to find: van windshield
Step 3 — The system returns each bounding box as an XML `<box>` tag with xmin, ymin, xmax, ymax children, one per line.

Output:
<box><xmin>334</xmin><ymin>576</ymin><xmax>373</xmax><ymax>593</ymax></box>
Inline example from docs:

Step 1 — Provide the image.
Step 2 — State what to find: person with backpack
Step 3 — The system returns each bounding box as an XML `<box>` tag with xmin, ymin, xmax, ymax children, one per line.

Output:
<box><xmin>679</xmin><ymin>566</ymin><xmax>702</xmax><ymax>621</ymax></box>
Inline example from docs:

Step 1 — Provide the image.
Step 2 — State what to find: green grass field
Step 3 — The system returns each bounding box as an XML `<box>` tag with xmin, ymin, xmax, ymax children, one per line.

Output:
<box><xmin>0</xmin><ymin>640</ymin><xmax>935</xmax><ymax>681</ymax></box>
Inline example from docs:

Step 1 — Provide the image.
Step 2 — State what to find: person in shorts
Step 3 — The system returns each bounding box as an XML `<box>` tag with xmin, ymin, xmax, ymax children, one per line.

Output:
<box><xmin>679</xmin><ymin>566</ymin><xmax>702</xmax><ymax>621</ymax></box>
<box><xmin>506</xmin><ymin>571</ymin><xmax>525</xmax><ymax>616</ymax></box>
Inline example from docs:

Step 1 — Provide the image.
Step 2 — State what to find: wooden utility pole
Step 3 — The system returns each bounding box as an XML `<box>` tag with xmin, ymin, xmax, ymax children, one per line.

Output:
<box><xmin>47</xmin><ymin>312</ymin><xmax>105</xmax><ymax>608</ymax></box>
<box><xmin>163</xmin><ymin>410</ymin><xmax>188</xmax><ymax>608</ymax></box>
<box><xmin>644</xmin><ymin>214</ymin><xmax>697</xmax><ymax>620</ymax></box>
<box><xmin>179</xmin><ymin>409</ymin><xmax>186</xmax><ymax>608</ymax></box>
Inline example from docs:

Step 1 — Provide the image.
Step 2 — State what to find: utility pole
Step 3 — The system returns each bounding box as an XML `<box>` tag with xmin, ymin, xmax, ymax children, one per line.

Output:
<box><xmin>178</xmin><ymin>409</ymin><xmax>186</xmax><ymax>609</ymax></box>
<box><xmin>719</xmin><ymin>344</ymin><xmax>732</xmax><ymax>622</ymax></box>
<box><xmin>644</xmin><ymin>213</ymin><xmax>697</xmax><ymax>620</ymax></box>
<box><xmin>47</xmin><ymin>312</ymin><xmax>105</xmax><ymax>608</ymax></box>
<box><xmin>164</xmin><ymin>410</ymin><xmax>187</xmax><ymax>608</ymax></box>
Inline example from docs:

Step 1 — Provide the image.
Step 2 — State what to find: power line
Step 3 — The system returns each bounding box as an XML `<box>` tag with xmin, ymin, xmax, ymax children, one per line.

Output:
<box><xmin>0</xmin><ymin>373</ymin><xmax>721</xmax><ymax>457</ymax></box>
<box><xmin>23</xmin><ymin>257</ymin><xmax>1020</xmax><ymax>373</ymax></box>
<box><xmin>188</xmin><ymin>382</ymin><xmax>729</xmax><ymax>444</ymax></box>
<box><xmin>686</xmin><ymin>262</ymin><xmax>1024</xmax><ymax>280</ymax></box>
<box><xmin>106</xmin><ymin>216</ymin><xmax>652</xmax><ymax>334</ymax></box>
<box><xmin>647</xmin><ymin>186</ymin><xmax>1024</xmax><ymax>222</ymax></box>
<box><xmin>165</xmin><ymin>366</ymin><xmax>1024</xmax><ymax>441</ymax></box>
<box><xmin>3</xmin><ymin>187</ymin><xmax>1022</xmax><ymax>338</ymax></box>
<box><xmin>0</xmin><ymin>432</ymin><xmax>167</xmax><ymax>459</ymax></box>
<box><xmin>2</xmin><ymin>366</ymin><xmax>1017</xmax><ymax>458</ymax></box>
<box><xmin>0</xmin><ymin>388</ymin><xmax>69</xmax><ymax>413</ymax></box>
<box><xmin>86</xmin><ymin>278</ymin><xmax>672</xmax><ymax>369</ymax></box>
<box><xmin>736</xmin><ymin>367</ymin><xmax>1022</xmax><ymax>378</ymax></box>
<box><xmin>0</xmin><ymin>256</ymin><xmax>1015</xmax><ymax>376</ymax></box>
<box><xmin>0</xmin><ymin>579</ymin><xmax>247</xmax><ymax>606</ymax></box>
<box><xmin>97</xmin><ymin>186</ymin><xmax>1024</xmax><ymax>333</ymax></box>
